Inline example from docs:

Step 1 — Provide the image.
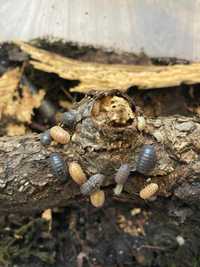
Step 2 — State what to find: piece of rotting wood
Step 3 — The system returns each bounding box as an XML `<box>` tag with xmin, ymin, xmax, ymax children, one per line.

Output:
<box><xmin>0</xmin><ymin>68</ymin><xmax>21</xmax><ymax>119</ymax></box>
<box><xmin>0</xmin><ymin>90</ymin><xmax>200</xmax><ymax>213</ymax></box>
<box><xmin>0</xmin><ymin>67</ymin><xmax>45</xmax><ymax>123</ymax></box>
<box><xmin>16</xmin><ymin>41</ymin><xmax>200</xmax><ymax>93</ymax></box>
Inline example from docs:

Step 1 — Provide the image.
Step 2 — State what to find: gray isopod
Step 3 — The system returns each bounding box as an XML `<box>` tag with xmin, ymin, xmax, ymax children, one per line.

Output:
<box><xmin>40</xmin><ymin>130</ymin><xmax>52</xmax><ymax>146</ymax></box>
<box><xmin>114</xmin><ymin>164</ymin><xmax>130</xmax><ymax>195</ymax></box>
<box><xmin>49</xmin><ymin>153</ymin><xmax>68</xmax><ymax>182</ymax></box>
<box><xmin>136</xmin><ymin>145</ymin><xmax>156</xmax><ymax>175</ymax></box>
<box><xmin>62</xmin><ymin>110</ymin><xmax>77</xmax><ymax>127</ymax></box>
<box><xmin>80</xmin><ymin>174</ymin><xmax>105</xmax><ymax>195</ymax></box>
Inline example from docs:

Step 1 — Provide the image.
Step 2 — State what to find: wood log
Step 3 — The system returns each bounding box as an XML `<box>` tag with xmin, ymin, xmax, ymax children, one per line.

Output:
<box><xmin>0</xmin><ymin>90</ymin><xmax>199</xmax><ymax>213</ymax></box>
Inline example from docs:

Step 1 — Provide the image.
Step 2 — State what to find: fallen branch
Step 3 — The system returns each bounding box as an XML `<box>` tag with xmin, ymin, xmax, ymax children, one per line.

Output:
<box><xmin>0</xmin><ymin>90</ymin><xmax>199</xmax><ymax>213</ymax></box>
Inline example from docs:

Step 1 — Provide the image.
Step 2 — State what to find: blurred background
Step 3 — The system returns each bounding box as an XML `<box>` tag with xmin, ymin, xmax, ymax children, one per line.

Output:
<box><xmin>0</xmin><ymin>0</ymin><xmax>200</xmax><ymax>61</ymax></box>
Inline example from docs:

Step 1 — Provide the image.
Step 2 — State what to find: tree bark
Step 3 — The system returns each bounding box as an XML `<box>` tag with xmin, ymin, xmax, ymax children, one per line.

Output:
<box><xmin>0</xmin><ymin>90</ymin><xmax>200</xmax><ymax>213</ymax></box>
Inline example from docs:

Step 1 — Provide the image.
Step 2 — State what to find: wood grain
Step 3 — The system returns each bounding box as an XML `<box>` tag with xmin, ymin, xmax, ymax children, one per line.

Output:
<box><xmin>16</xmin><ymin>41</ymin><xmax>200</xmax><ymax>92</ymax></box>
<box><xmin>0</xmin><ymin>0</ymin><xmax>200</xmax><ymax>61</ymax></box>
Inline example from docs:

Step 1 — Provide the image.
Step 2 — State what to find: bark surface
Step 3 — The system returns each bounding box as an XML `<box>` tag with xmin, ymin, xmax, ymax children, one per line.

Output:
<box><xmin>0</xmin><ymin>90</ymin><xmax>199</xmax><ymax>213</ymax></box>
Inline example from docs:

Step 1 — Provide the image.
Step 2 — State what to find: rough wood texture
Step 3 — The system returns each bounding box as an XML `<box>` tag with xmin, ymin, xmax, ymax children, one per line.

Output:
<box><xmin>0</xmin><ymin>68</ymin><xmax>21</xmax><ymax>119</ymax></box>
<box><xmin>0</xmin><ymin>90</ymin><xmax>200</xmax><ymax>213</ymax></box>
<box><xmin>1</xmin><ymin>0</ymin><xmax>200</xmax><ymax>61</ymax></box>
<box><xmin>16</xmin><ymin>41</ymin><xmax>200</xmax><ymax>92</ymax></box>
<box><xmin>0</xmin><ymin>67</ymin><xmax>45</xmax><ymax>124</ymax></box>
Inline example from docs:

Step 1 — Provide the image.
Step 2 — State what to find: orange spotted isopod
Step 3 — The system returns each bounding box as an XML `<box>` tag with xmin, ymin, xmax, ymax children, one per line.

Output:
<box><xmin>50</xmin><ymin>126</ymin><xmax>70</xmax><ymax>144</ymax></box>
<box><xmin>90</xmin><ymin>190</ymin><xmax>105</xmax><ymax>208</ymax></box>
<box><xmin>68</xmin><ymin>162</ymin><xmax>87</xmax><ymax>185</ymax></box>
<box><xmin>139</xmin><ymin>183</ymin><xmax>159</xmax><ymax>200</ymax></box>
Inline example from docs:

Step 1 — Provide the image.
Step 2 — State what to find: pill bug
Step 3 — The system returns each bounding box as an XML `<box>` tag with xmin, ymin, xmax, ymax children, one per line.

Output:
<box><xmin>40</xmin><ymin>130</ymin><xmax>52</xmax><ymax>146</ymax></box>
<box><xmin>139</xmin><ymin>183</ymin><xmax>159</xmax><ymax>200</ymax></box>
<box><xmin>90</xmin><ymin>190</ymin><xmax>105</xmax><ymax>208</ymax></box>
<box><xmin>49</xmin><ymin>152</ymin><xmax>68</xmax><ymax>182</ymax></box>
<box><xmin>50</xmin><ymin>126</ymin><xmax>70</xmax><ymax>144</ymax></box>
<box><xmin>62</xmin><ymin>110</ymin><xmax>77</xmax><ymax>127</ymax></box>
<box><xmin>68</xmin><ymin>161</ymin><xmax>87</xmax><ymax>185</ymax></box>
<box><xmin>136</xmin><ymin>145</ymin><xmax>156</xmax><ymax>175</ymax></box>
<box><xmin>80</xmin><ymin>174</ymin><xmax>105</xmax><ymax>195</ymax></box>
<box><xmin>114</xmin><ymin>164</ymin><xmax>130</xmax><ymax>195</ymax></box>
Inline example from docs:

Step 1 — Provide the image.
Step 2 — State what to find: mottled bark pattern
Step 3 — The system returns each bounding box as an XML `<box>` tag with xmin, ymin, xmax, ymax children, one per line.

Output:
<box><xmin>0</xmin><ymin>90</ymin><xmax>199</xmax><ymax>213</ymax></box>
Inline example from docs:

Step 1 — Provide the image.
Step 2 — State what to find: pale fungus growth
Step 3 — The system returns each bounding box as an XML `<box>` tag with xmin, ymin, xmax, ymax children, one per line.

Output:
<box><xmin>93</xmin><ymin>95</ymin><xmax>135</xmax><ymax>126</ymax></box>
<box><xmin>104</xmin><ymin>96</ymin><xmax>134</xmax><ymax>124</ymax></box>
<box><xmin>176</xmin><ymin>235</ymin><xmax>185</xmax><ymax>246</ymax></box>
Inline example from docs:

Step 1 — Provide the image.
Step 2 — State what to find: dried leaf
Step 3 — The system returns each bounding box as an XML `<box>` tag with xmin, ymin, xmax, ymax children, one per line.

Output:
<box><xmin>16</xmin><ymin>41</ymin><xmax>200</xmax><ymax>93</ymax></box>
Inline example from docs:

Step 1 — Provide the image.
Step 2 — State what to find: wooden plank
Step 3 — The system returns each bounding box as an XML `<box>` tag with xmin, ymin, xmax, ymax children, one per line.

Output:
<box><xmin>0</xmin><ymin>0</ymin><xmax>200</xmax><ymax>61</ymax></box>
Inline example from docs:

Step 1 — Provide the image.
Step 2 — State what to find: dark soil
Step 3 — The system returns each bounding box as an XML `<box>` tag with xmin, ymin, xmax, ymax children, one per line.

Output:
<box><xmin>0</xmin><ymin>198</ymin><xmax>200</xmax><ymax>267</ymax></box>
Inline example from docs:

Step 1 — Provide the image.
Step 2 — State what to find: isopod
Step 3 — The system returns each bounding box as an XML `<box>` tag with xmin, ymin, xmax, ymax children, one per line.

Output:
<box><xmin>139</xmin><ymin>183</ymin><xmax>159</xmax><ymax>200</ymax></box>
<box><xmin>136</xmin><ymin>145</ymin><xmax>156</xmax><ymax>175</ymax></box>
<box><xmin>40</xmin><ymin>130</ymin><xmax>52</xmax><ymax>146</ymax></box>
<box><xmin>68</xmin><ymin>161</ymin><xmax>87</xmax><ymax>185</ymax></box>
<box><xmin>50</xmin><ymin>126</ymin><xmax>70</xmax><ymax>144</ymax></box>
<box><xmin>49</xmin><ymin>152</ymin><xmax>68</xmax><ymax>182</ymax></box>
<box><xmin>80</xmin><ymin>174</ymin><xmax>105</xmax><ymax>195</ymax></box>
<box><xmin>62</xmin><ymin>110</ymin><xmax>77</xmax><ymax>127</ymax></box>
<box><xmin>90</xmin><ymin>190</ymin><xmax>105</xmax><ymax>208</ymax></box>
<box><xmin>114</xmin><ymin>164</ymin><xmax>130</xmax><ymax>195</ymax></box>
